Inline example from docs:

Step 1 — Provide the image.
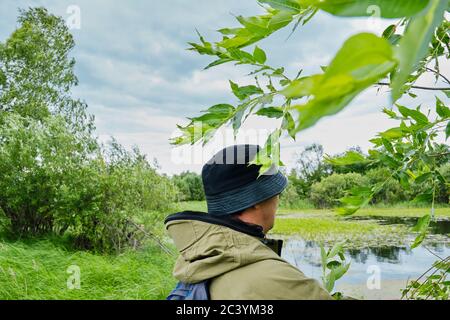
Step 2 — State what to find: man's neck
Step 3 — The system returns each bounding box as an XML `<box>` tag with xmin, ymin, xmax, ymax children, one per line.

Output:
<box><xmin>231</xmin><ymin>212</ymin><xmax>267</xmax><ymax>234</ymax></box>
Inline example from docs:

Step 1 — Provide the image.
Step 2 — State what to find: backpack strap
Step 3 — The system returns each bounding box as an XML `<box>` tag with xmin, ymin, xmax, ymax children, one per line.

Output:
<box><xmin>167</xmin><ymin>280</ymin><xmax>210</xmax><ymax>300</ymax></box>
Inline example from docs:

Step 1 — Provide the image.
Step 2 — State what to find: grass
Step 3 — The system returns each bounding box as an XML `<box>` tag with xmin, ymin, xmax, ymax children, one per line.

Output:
<box><xmin>272</xmin><ymin>217</ymin><xmax>379</xmax><ymax>235</ymax></box>
<box><xmin>270</xmin><ymin>217</ymin><xmax>409</xmax><ymax>247</ymax></box>
<box><xmin>352</xmin><ymin>207</ymin><xmax>450</xmax><ymax>218</ymax></box>
<box><xmin>175</xmin><ymin>201</ymin><xmax>207</xmax><ymax>212</ymax></box>
<box><xmin>0</xmin><ymin>236</ymin><xmax>176</xmax><ymax>300</ymax></box>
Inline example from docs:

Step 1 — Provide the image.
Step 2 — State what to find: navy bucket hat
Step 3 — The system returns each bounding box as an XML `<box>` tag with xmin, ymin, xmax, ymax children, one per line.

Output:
<box><xmin>202</xmin><ymin>144</ymin><xmax>288</xmax><ymax>216</ymax></box>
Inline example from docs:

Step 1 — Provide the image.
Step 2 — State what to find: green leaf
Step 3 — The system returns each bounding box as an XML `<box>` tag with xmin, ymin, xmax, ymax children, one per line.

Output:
<box><xmin>415</xmin><ymin>172</ymin><xmax>432</xmax><ymax>184</ymax></box>
<box><xmin>250</xmin><ymin>129</ymin><xmax>282</xmax><ymax>175</ymax></box>
<box><xmin>446</xmin><ymin>121</ymin><xmax>450</xmax><ymax>141</ymax></box>
<box><xmin>391</xmin><ymin>0</ymin><xmax>447</xmax><ymax>101</ymax></box>
<box><xmin>327</xmin><ymin>260</ymin><xmax>341</xmax><ymax>269</ymax></box>
<box><xmin>324</xmin><ymin>33</ymin><xmax>395</xmax><ymax>83</ymax></box>
<box><xmin>382</xmin><ymin>25</ymin><xmax>396</xmax><ymax>39</ymax></box>
<box><xmin>379</xmin><ymin>127</ymin><xmax>404</xmax><ymax>139</ymax></box>
<box><xmin>236</xmin><ymin>15</ymin><xmax>270</xmax><ymax>35</ymax></box>
<box><xmin>268</xmin><ymin>10</ymin><xmax>295</xmax><ymax>30</ymax></box>
<box><xmin>325</xmin><ymin>151</ymin><xmax>368</xmax><ymax>166</ymax></box>
<box><xmin>397</xmin><ymin>105</ymin><xmax>429</xmax><ymax>124</ymax></box>
<box><xmin>436</xmin><ymin>97</ymin><xmax>450</xmax><ymax>118</ymax></box>
<box><xmin>253</xmin><ymin>46</ymin><xmax>267</xmax><ymax>64</ymax></box>
<box><xmin>280</xmin><ymin>75</ymin><xmax>322</xmax><ymax>99</ymax></box>
<box><xmin>282</xmin><ymin>111</ymin><xmax>296</xmax><ymax>140</ymax></box>
<box><xmin>336</xmin><ymin>206</ymin><xmax>361</xmax><ymax>216</ymax></box>
<box><xmin>229</xmin><ymin>80</ymin><xmax>263</xmax><ymax>101</ymax></box>
<box><xmin>388</xmin><ymin>34</ymin><xmax>402</xmax><ymax>45</ymax></box>
<box><xmin>382</xmin><ymin>137</ymin><xmax>395</xmax><ymax>154</ymax></box>
<box><xmin>412</xmin><ymin>214</ymin><xmax>431</xmax><ymax>233</ymax></box>
<box><xmin>338</xmin><ymin>195</ymin><xmax>372</xmax><ymax>213</ymax></box>
<box><xmin>434</xmin><ymin>169</ymin><xmax>446</xmax><ymax>185</ymax></box>
<box><xmin>217</xmin><ymin>28</ymin><xmax>242</xmax><ymax>35</ymax></box>
<box><xmin>411</xmin><ymin>233</ymin><xmax>427</xmax><ymax>249</ymax></box>
<box><xmin>305</xmin><ymin>0</ymin><xmax>429</xmax><ymax>18</ymax></box>
<box><xmin>337</xmin><ymin>185</ymin><xmax>374</xmax><ymax>216</ymax></box>
<box><xmin>325</xmin><ymin>272</ymin><xmax>336</xmax><ymax>292</ymax></box>
<box><xmin>382</xmin><ymin>108</ymin><xmax>398</xmax><ymax>119</ymax></box>
<box><xmin>320</xmin><ymin>244</ymin><xmax>327</xmax><ymax>273</ymax></box>
<box><xmin>172</xmin><ymin>103</ymin><xmax>237</xmax><ymax>145</ymax></box>
<box><xmin>212</xmin><ymin>7</ymin><xmax>296</xmax><ymax>52</ymax></box>
<box><xmin>291</xmin><ymin>33</ymin><xmax>396</xmax><ymax>133</ymax></box>
<box><xmin>259</xmin><ymin>0</ymin><xmax>303</xmax><ymax>13</ymax></box>
<box><xmin>219</xmin><ymin>35</ymin><xmax>254</xmax><ymax>49</ymax></box>
<box><xmin>189</xmin><ymin>112</ymin><xmax>229</xmax><ymax>126</ymax></box>
<box><xmin>411</xmin><ymin>214</ymin><xmax>431</xmax><ymax>249</ymax></box>
<box><xmin>205</xmin><ymin>58</ymin><xmax>233</xmax><ymax>69</ymax></box>
<box><xmin>201</xmin><ymin>104</ymin><xmax>235</xmax><ymax>116</ymax></box>
<box><xmin>256</xmin><ymin>106</ymin><xmax>284</xmax><ymax>118</ymax></box>
<box><xmin>0</xmin><ymin>69</ymin><xmax>6</xmax><ymax>86</ymax></box>
<box><xmin>227</xmin><ymin>48</ymin><xmax>256</xmax><ymax>63</ymax></box>
<box><xmin>232</xmin><ymin>106</ymin><xmax>247</xmax><ymax>137</ymax></box>
<box><xmin>412</xmin><ymin>192</ymin><xmax>433</xmax><ymax>203</ymax></box>
<box><xmin>369</xmin><ymin>138</ymin><xmax>383</xmax><ymax>147</ymax></box>
<box><xmin>331</xmin><ymin>262</ymin><xmax>350</xmax><ymax>281</ymax></box>
<box><xmin>328</xmin><ymin>242</ymin><xmax>344</xmax><ymax>258</ymax></box>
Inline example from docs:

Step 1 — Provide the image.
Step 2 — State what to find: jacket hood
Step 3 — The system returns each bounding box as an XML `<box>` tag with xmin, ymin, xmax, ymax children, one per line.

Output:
<box><xmin>165</xmin><ymin>211</ymin><xmax>284</xmax><ymax>283</ymax></box>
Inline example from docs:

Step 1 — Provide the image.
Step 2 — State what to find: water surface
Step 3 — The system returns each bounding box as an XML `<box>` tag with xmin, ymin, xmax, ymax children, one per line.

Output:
<box><xmin>281</xmin><ymin>218</ymin><xmax>450</xmax><ymax>299</ymax></box>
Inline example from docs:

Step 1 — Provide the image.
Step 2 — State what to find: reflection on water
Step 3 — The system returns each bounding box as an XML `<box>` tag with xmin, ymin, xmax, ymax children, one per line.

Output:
<box><xmin>346</xmin><ymin>243</ymin><xmax>449</xmax><ymax>264</ymax></box>
<box><xmin>282</xmin><ymin>239</ymin><xmax>450</xmax><ymax>299</ymax></box>
<box><xmin>283</xmin><ymin>239</ymin><xmax>450</xmax><ymax>283</ymax></box>
<box><xmin>279</xmin><ymin>215</ymin><xmax>450</xmax><ymax>298</ymax></box>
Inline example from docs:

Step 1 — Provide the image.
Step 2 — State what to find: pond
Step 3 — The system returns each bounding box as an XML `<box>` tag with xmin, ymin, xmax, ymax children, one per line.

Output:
<box><xmin>281</xmin><ymin>218</ymin><xmax>450</xmax><ymax>300</ymax></box>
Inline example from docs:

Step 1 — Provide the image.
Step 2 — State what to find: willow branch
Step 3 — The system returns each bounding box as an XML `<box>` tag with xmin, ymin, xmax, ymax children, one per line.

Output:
<box><xmin>377</xmin><ymin>82</ymin><xmax>450</xmax><ymax>91</ymax></box>
<box><xmin>424</xmin><ymin>67</ymin><xmax>450</xmax><ymax>85</ymax></box>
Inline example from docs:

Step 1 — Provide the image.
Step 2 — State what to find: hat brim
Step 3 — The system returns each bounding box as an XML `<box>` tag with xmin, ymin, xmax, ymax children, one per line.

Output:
<box><xmin>206</xmin><ymin>172</ymin><xmax>288</xmax><ymax>216</ymax></box>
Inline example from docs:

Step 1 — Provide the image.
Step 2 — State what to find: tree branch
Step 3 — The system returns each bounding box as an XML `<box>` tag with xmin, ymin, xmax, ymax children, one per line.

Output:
<box><xmin>377</xmin><ymin>82</ymin><xmax>450</xmax><ymax>91</ymax></box>
<box><xmin>424</xmin><ymin>67</ymin><xmax>450</xmax><ymax>85</ymax></box>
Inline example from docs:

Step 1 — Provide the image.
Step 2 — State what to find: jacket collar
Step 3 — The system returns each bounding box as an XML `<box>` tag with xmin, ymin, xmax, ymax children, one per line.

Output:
<box><xmin>165</xmin><ymin>211</ymin><xmax>265</xmax><ymax>239</ymax></box>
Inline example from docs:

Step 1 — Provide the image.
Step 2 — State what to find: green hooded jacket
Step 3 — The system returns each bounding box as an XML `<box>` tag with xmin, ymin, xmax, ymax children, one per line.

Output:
<box><xmin>165</xmin><ymin>212</ymin><xmax>332</xmax><ymax>300</ymax></box>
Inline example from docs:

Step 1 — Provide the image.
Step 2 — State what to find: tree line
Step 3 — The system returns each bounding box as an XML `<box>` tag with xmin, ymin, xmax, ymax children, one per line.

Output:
<box><xmin>171</xmin><ymin>143</ymin><xmax>450</xmax><ymax>209</ymax></box>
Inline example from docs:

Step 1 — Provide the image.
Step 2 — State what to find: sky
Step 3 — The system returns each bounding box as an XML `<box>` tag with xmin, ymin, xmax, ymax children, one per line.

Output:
<box><xmin>1</xmin><ymin>1</ymin><xmax>448</xmax><ymax>175</ymax></box>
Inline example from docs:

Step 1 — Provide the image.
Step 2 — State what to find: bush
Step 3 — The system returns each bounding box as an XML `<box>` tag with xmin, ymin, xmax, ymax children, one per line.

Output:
<box><xmin>365</xmin><ymin>168</ymin><xmax>406</xmax><ymax>205</ymax></box>
<box><xmin>0</xmin><ymin>113</ymin><xmax>94</xmax><ymax>235</ymax></box>
<box><xmin>61</xmin><ymin>142</ymin><xmax>178</xmax><ymax>252</ymax></box>
<box><xmin>279</xmin><ymin>184</ymin><xmax>314</xmax><ymax>209</ymax></box>
<box><xmin>0</xmin><ymin>114</ymin><xmax>177</xmax><ymax>252</ymax></box>
<box><xmin>437</xmin><ymin>163</ymin><xmax>450</xmax><ymax>204</ymax></box>
<box><xmin>172</xmin><ymin>172</ymin><xmax>205</xmax><ymax>201</ymax></box>
<box><xmin>310</xmin><ymin>173</ymin><xmax>369</xmax><ymax>208</ymax></box>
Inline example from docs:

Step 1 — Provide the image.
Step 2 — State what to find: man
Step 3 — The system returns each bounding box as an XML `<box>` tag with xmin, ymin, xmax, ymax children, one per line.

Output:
<box><xmin>165</xmin><ymin>145</ymin><xmax>331</xmax><ymax>300</ymax></box>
